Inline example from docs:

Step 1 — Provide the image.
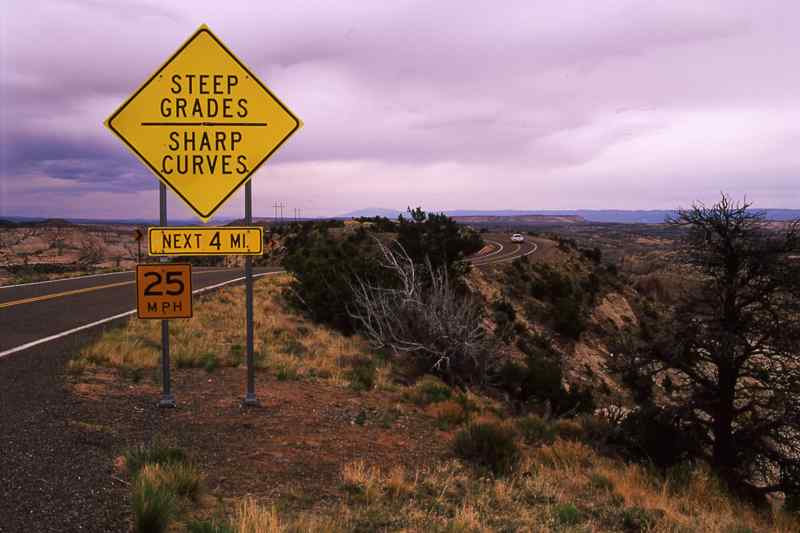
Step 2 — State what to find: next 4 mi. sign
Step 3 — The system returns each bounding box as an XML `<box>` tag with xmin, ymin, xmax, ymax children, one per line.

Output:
<box><xmin>105</xmin><ymin>25</ymin><xmax>300</xmax><ymax>221</ymax></box>
<box><xmin>149</xmin><ymin>227</ymin><xmax>263</xmax><ymax>255</ymax></box>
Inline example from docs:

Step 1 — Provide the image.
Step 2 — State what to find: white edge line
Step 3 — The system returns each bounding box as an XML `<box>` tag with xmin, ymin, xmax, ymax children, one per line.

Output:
<box><xmin>0</xmin><ymin>270</ymin><xmax>135</xmax><ymax>289</ymax></box>
<box><xmin>0</xmin><ymin>271</ymin><xmax>283</xmax><ymax>359</ymax></box>
<box><xmin>492</xmin><ymin>242</ymin><xmax>538</xmax><ymax>263</ymax></box>
<box><xmin>483</xmin><ymin>240</ymin><xmax>504</xmax><ymax>258</ymax></box>
<box><xmin>471</xmin><ymin>241</ymin><xmax>538</xmax><ymax>265</ymax></box>
<box><xmin>463</xmin><ymin>240</ymin><xmax>504</xmax><ymax>265</ymax></box>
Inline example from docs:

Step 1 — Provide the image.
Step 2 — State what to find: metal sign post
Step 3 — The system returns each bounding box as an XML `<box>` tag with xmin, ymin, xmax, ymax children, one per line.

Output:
<box><xmin>158</xmin><ymin>184</ymin><xmax>176</xmax><ymax>408</ymax></box>
<box><xmin>242</xmin><ymin>181</ymin><xmax>259</xmax><ymax>407</ymax></box>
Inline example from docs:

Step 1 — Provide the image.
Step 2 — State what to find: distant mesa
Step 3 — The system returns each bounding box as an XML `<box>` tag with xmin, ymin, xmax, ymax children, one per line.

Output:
<box><xmin>1</xmin><ymin>218</ymin><xmax>75</xmax><ymax>227</ymax></box>
<box><xmin>451</xmin><ymin>214</ymin><xmax>586</xmax><ymax>225</ymax></box>
<box><xmin>341</xmin><ymin>208</ymin><xmax>403</xmax><ymax>219</ymax></box>
<box><xmin>34</xmin><ymin>218</ymin><xmax>74</xmax><ymax>227</ymax></box>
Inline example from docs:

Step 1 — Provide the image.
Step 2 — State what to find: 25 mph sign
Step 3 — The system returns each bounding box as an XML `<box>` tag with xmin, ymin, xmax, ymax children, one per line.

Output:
<box><xmin>136</xmin><ymin>264</ymin><xmax>193</xmax><ymax>319</ymax></box>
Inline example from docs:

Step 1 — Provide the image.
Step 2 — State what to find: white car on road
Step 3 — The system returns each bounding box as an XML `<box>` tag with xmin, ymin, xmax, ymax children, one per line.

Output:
<box><xmin>510</xmin><ymin>233</ymin><xmax>525</xmax><ymax>243</ymax></box>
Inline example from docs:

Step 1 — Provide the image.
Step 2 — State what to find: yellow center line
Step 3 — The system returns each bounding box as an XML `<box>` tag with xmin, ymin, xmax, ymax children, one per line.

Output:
<box><xmin>0</xmin><ymin>268</ymin><xmax>243</xmax><ymax>310</ymax></box>
<box><xmin>0</xmin><ymin>281</ymin><xmax>134</xmax><ymax>309</ymax></box>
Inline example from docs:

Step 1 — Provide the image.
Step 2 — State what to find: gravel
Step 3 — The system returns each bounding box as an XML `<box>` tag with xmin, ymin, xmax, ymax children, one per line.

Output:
<box><xmin>0</xmin><ymin>326</ymin><xmax>136</xmax><ymax>532</ymax></box>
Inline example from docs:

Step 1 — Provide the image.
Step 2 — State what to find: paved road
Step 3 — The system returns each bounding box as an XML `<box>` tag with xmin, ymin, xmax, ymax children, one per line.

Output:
<box><xmin>0</xmin><ymin>266</ymin><xmax>281</xmax><ymax>356</ymax></box>
<box><xmin>467</xmin><ymin>233</ymin><xmax>539</xmax><ymax>267</ymax></box>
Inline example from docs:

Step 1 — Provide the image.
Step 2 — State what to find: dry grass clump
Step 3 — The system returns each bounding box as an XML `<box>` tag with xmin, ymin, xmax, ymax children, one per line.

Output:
<box><xmin>426</xmin><ymin>399</ymin><xmax>468</xmax><ymax>430</ymax></box>
<box><xmin>139</xmin><ymin>463</ymin><xmax>203</xmax><ymax>502</ymax></box>
<box><xmin>132</xmin><ymin>471</ymin><xmax>176</xmax><ymax>533</ymax></box>
<box><xmin>341</xmin><ymin>460</ymin><xmax>384</xmax><ymax>505</ymax></box>
<box><xmin>402</xmin><ymin>374</ymin><xmax>453</xmax><ymax>405</ymax></box>
<box><xmin>72</xmin><ymin>275</ymin><xmax>384</xmax><ymax>388</ymax></box>
<box><xmin>124</xmin><ymin>441</ymin><xmax>204</xmax><ymax>533</ymax></box>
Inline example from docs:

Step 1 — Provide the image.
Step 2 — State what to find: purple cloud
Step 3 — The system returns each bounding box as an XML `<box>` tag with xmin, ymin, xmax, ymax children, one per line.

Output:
<box><xmin>2</xmin><ymin>0</ymin><xmax>799</xmax><ymax>220</ymax></box>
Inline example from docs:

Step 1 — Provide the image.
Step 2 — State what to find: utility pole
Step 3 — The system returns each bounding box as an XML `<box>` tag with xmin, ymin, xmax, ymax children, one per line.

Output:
<box><xmin>279</xmin><ymin>202</ymin><xmax>285</xmax><ymax>222</ymax></box>
<box><xmin>273</xmin><ymin>201</ymin><xmax>279</xmax><ymax>223</ymax></box>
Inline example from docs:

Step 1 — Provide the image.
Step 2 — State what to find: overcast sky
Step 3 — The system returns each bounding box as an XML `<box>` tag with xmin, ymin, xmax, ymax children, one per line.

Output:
<box><xmin>1</xmin><ymin>0</ymin><xmax>798</xmax><ymax>220</ymax></box>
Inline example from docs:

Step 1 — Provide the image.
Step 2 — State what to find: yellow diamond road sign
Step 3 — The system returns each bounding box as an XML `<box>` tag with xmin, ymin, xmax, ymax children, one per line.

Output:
<box><xmin>105</xmin><ymin>25</ymin><xmax>300</xmax><ymax>221</ymax></box>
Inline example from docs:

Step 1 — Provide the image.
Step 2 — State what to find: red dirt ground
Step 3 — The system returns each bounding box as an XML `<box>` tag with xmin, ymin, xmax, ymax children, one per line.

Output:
<box><xmin>69</xmin><ymin>367</ymin><xmax>449</xmax><ymax>519</ymax></box>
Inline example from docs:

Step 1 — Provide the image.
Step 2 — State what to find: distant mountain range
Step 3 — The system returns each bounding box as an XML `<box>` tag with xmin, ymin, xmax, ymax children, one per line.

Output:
<box><xmin>339</xmin><ymin>208</ymin><xmax>800</xmax><ymax>224</ymax></box>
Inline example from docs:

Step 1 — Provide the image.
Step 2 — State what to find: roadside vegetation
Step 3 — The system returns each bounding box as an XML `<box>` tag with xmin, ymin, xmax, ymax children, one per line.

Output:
<box><xmin>122</xmin><ymin>422</ymin><xmax>799</xmax><ymax>532</ymax></box>
<box><xmin>69</xmin><ymin>274</ymin><xmax>386</xmax><ymax>389</ymax></box>
<box><xmin>69</xmin><ymin>204</ymin><xmax>800</xmax><ymax>531</ymax></box>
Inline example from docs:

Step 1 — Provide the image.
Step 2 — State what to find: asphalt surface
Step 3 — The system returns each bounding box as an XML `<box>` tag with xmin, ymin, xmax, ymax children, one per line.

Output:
<box><xmin>467</xmin><ymin>233</ymin><xmax>539</xmax><ymax>267</ymax></box>
<box><xmin>0</xmin><ymin>266</ymin><xmax>279</xmax><ymax>355</ymax></box>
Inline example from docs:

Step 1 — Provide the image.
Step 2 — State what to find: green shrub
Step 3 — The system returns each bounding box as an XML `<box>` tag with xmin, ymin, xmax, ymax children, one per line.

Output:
<box><xmin>784</xmin><ymin>492</ymin><xmax>800</xmax><ymax>514</ymax></box>
<box><xmin>725</xmin><ymin>527</ymin><xmax>755</xmax><ymax>533</ymax></box>
<box><xmin>426</xmin><ymin>400</ymin><xmax>469</xmax><ymax>430</ymax></box>
<box><xmin>348</xmin><ymin>360</ymin><xmax>376</xmax><ymax>391</ymax></box>
<box><xmin>554</xmin><ymin>502</ymin><xmax>581</xmax><ymax>525</ymax></box>
<box><xmin>229</xmin><ymin>344</ymin><xmax>244</xmax><ymax>366</ymax></box>
<box><xmin>492</xmin><ymin>299</ymin><xmax>517</xmax><ymax>341</ymax></box>
<box><xmin>665</xmin><ymin>461</ymin><xmax>694</xmax><ymax>493</ymax></box>
<box><xmin>498</xmin><ymin>336</ymin><xmax>595</xmax><ymax>417</ymax></box>
<box><xmin>516</xmin><ymin>415</ymin><xmax>555</xmax><ymax>444</ymax></box>
<box><xmin>404</xmin><ymin>376</ymin><xmax>452</xmax><ymax>405</ymax></box>
<box><xmin>275</xmin><ymin>364</ymin><xmax>299</xmax><ymax>381</ymax></box>
<box><xmin>174</xmin><ymin>351</ymin><xmax>198</xmax><ymax>369</ymax></box>
<box><xmin>132</xmin><ymin>476</ymin><xmax>175</xmax><ymax>533</ymax></box>
<box><xmin>396</xmin><ymin>207</ymin><xmax>483</xmax><ymax>279</ymax></box>
<box><xmin>621</xmin><ymin>506</ymin><xmax>661</xmax><ymax>532</ymax></box>
<box><xmin>124</xmin><ymin>441</ymin><xmax>187</xmax><ymax>476</ymax></box>
<box><xmin>186</xmin><ymin>520</ymin><xmax>234</xmax><ymax>533</ymax></box>
<box><xmin>161</xmin><ymin>463</ymin><xmax>202</xmax><ymax>501</ymax></box>
<box><xmin>202</xmin><ymin>353</ymin><xmax>218</xmax><ymax>373</ymax></box>
<box><xmin>614</xmin><ymin>407</ymin><xmax>703</xmax><ymax>469</ymax></box>
<box><xmin>552</xmin><ymin>296</ymin><xmax>586</xmax><ymax>339</ymax></box>
<box><xmin>589</xmin><ymin>473</ymin><xmax>614</xmax><ymax>492</ymax></box>
<box><xmin>552</xmin><ymin>419</ymin><xmax>584</xmax><ymax>441</ymax></box>
<box><xmin>283</xmin><ymin>228</ymin><xmax>392</xmax><ymax>334</ymax></box>
<box><xmin>120</xmin><ymin>365</ymin><xmax>144</xmax><ymax>383</ymax></box>
<box><xmin>452</xmin><ymin>422</ymin><xmax>520</xmax><ymax>476</ymax></box>
<box><xmin>283</xmin><ymin>337</ymin><xmax>308</xmax><ymax>357</ymax></box>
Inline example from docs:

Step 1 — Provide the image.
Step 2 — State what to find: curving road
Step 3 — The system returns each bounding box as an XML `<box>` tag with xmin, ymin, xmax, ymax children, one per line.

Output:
<box><xmin>467</xmin><ymin>234</ymin><xmax>539</xmax><ymax>267</ymax></box>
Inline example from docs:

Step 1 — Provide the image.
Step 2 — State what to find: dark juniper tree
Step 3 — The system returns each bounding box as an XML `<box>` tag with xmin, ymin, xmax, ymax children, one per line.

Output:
<box><xmin>612</xmin><ymin>194</ymin><xmax>800</xmax><ymax>501</ymax></box>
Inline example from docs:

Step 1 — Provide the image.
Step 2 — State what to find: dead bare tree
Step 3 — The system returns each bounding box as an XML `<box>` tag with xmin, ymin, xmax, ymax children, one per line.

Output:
<box><xmin>349</xmin><ymin>240</ymin><xmax>494</xmax><ymax>385</ymax></box>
